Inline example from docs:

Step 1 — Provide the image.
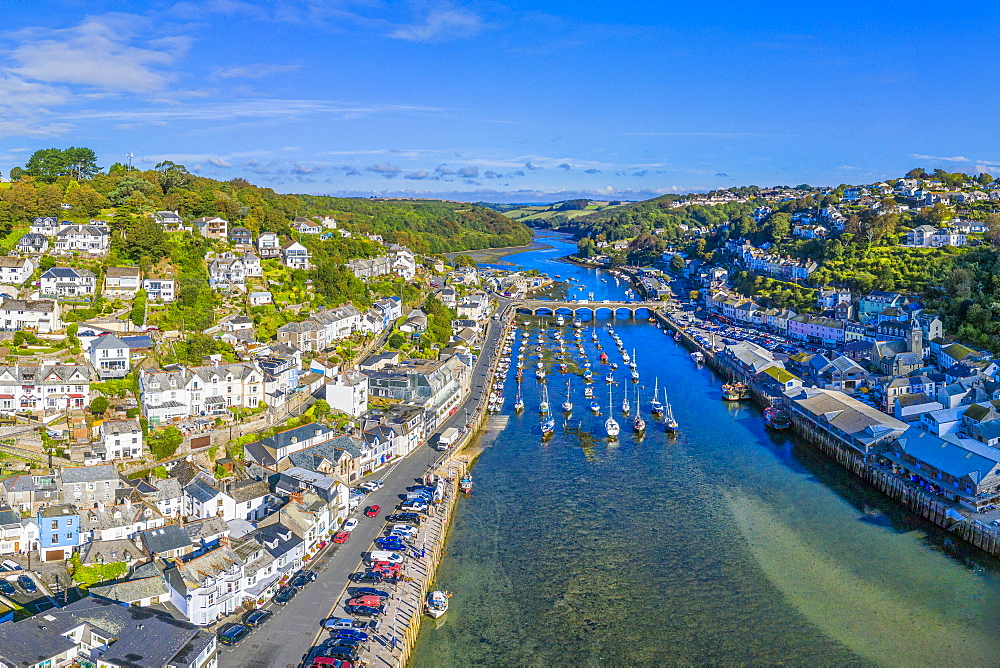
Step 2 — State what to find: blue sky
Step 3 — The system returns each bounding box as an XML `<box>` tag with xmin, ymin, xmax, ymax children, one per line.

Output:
<box><xmin>1</xmin><ymin>1</ymin><xmax>998</xmax><ymax>202</ymax></box>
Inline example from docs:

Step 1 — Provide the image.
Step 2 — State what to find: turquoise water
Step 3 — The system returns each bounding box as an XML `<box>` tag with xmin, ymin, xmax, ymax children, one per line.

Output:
<box><xmin>411</xmin><ymin>232</ymin><xmax>1000</xmax><ymax>666</ymax></box>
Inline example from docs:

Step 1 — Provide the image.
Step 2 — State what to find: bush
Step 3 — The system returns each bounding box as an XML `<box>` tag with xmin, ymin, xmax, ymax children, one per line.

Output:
<box><xmin>90</xmin><ymin>396</ymin><xmax>109</xmax><ymax>415</ymax></box>
<box><xmin>68</xmin><ymin>554</ymin><xmax>128</xmax><ymax>586</ymax></box>
<box><xmin>148</xmin><ymin>426</ymin><xmax>183</xmax><ymax>460</ymax></box>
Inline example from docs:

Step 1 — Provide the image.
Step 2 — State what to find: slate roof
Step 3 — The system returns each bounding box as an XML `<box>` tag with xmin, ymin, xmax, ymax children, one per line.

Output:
<box><xmin>790</xmin><ymin>387</ymin><xmax>908</xmax><ymax>448</ymax></box>
<box><xmin>41</xmin><ymin>266</ymin><xmax>95</xmax><ymax>279</ymax></box>
<box><xmin>0</xmin><ymin>618</ymin><xmax>77</xmax><ymax>666</ymax></box>
<box><xmin>122</xmin><ymin>335</ymin><xmax>154</xmax><ymax>349</ymax></box>
<box><xmin>894</xmin><ymin>426</ymin><xmax>1000</xmax><ymax>484</ymax></box>
<box><xmin>61</xmin><ymin>463</ymin><xmax>119</xmax><ymax>484</ymax></box>
<box><xmin>228</xmin><ymin>479</ymin><xmax>269</xmax><ymax>504</ymax></box>
<box><xmin>140</xmin><ymin>523</ymin><xmax>193</xmax><ymax>555</ymax></box>
<box><xmin>184</xmin><ymin>478</ymin><xmax>220</xmax><ymax>503</ymax></box>
<box><xmin>896</xmin><ymin>392</ymin><xmax>937</xmax><ymax>408</ymax></box>
<box><xmin>90</xmin><ymin>574</ymin><xmax>168</xmax><ymax>603</ymax></box>
<box><xmin>181</xmin><ymin>515</ymin><xmax>228</xmax><ymax>543</ymax></box>
<box><xmin>105</xmin><ymin>267</ymin><xmax>140</xmax><ymax>278</ymax></box>
<box><xmin>102</xmin><ymin>418</ymin><xmax>140</xmax><ymax>437</ymax></box>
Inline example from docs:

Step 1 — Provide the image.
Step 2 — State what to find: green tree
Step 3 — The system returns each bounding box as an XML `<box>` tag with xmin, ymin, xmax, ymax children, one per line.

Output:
<box><xmin>130</xmin><ymin>289</ymin><xmax>147</xmax><ymax>327</ymax></box>
<box><xmin>388</xmin><ymin>332</ymin><xmax>405</xmax><ymax>348</ymax></box>
<box><xmin>149</xmin><ymin>426</ymin><xmax>184</xmax><ymax>460</ymax></box>
<box><xmin>670</xmin><ymin>254</ymin><xmax>686</xmax><ymax>272</ymax></box>
<box><xmin>90</xmin><ymin>396</ymin><xmax>110</xmax><ymax>415</ymax></box>
<box><xmin>453</xmin><ymin>254</ymin><xmax>476</xmax><ymax>267</ymax></box>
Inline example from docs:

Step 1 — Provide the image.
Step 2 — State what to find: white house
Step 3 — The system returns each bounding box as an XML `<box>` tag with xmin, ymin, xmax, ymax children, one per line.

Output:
<box><xmin>292</xmin><ymin>217</ymin><xmax>322</xmax><ymax>234</ymax></box>
<box><xmin>183</xmin><ymin>477</ymin><xmax>271</xmax><ymax>523</ymax></box>
<box><xmin>16</xmin><ymin>233</ymin><xmax>48</xmax><ymax>255</ymax></box>
<box><xmin>143</xmin><ymin>277</ymin><xmax>176</xmax><ymax>302</ymax></box>
<box><xmin>194</xmin><ymin>216</ymin><xmax>228</xmax><ymax>240</ymax></box>
<box><xmin>325</xmin><ymin>369</ymin><xmax>368</xmax><ymax>417</ymax></box>
<box><xmin>55</xmin><ymin>225</ymin><xmax>110</xmax><ymax>254</ymax></box>
<box><xmin>258</xmin><ymin>232</ymin><xmax>281</xmax><ymax>258</ymax></box>
<box><xmin>103</xmin><ymin>267</ymin><xmax>142</xmax><ymax>298</ymax></box>
<box><xmin>209</xmin><ymin>256</ymin><xmax>246</xmax><ymax>286</ymax></box>
<box><xmin>164</xmin><ymin>545</ymin><xmax>246</xmax><ymax>626</ymax></box>
<box><xmin>89</xmin><ymin>334</ymin><xmax>130</xmax><ymax>379</ymax></box>
<box><xmin>30</xmin><ymin>216</ymin><xmax>61</xmax><ymax>236</ymax></box>
<box><xmin>40</xmin><ymin>267</ymin><xmax>97</xmax><ymax>297</ymax></box>
<box><xmin>0</xmin><ymin>299</ymin><xmax>62</xmax><ymax>333</ymax></box>
<box><xmin>0</xmin><ymin>256</ymin><xmax>33</xmax><ymax>285</ymax></box>
<box><xmin>281</xmin><ymin>241</ymin><xmax>311</xmax><ymax>270</ymax></box>
<box><xmin>249</xmin><ymin>291</ymin><xmax>272</xmax><ymax>306</ymax></box>
<box><xmin>242</xmin><ymin>250</ymin><xmax>263</xmax><ymax>277</ymax></box>
<box><xmin>98</xmin><ymin>418</ymin><xmax>144</xmax><ymax>461</ymax></box>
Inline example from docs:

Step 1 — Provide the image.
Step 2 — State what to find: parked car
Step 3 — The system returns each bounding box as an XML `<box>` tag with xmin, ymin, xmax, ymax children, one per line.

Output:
<box><xmin>243</xmin><ymin>609</ymin><xmax>273</xmax><ymax>627</ymax></box>
<box><xmin>322</xmin><ymin>646</ymin><xmax>361</xmax><ymax>662</ymax></box>
<box><xmin>364</xmin><ymin>505</ymin><xmax>380</xmax><ymax>517</ymax></box>
<box><xmin>353</xmin><ymin>587</ymin><xmax>390</xmax><ymax>599</ymax></box>
<box><xmin>273</xmin><ymin>586</ymin><xmax>297</xmax><ymax>605</ymax></box>
<box><xmin>346</xmin><ymin>595</ymin><xmax>383</xmax><ymax>608</ymax></box>
<box><xmin>333</xmin><ymin>531</ymin><xmax>351</xmax><ymax>544</ymax></box>
<box><xmin>17</xmin><ymin>575</ymin><xmax>36</xmax><ymax>594</ymax></box>
<box><xmin>289</xmin><ymin>571</ymin><xmax>313</xmax><ymax>589</ymax></box>
<box><xmin>386</xmin><ymin>513</ymin><xmax>422</xmax><ymax>524</ymax></box>
<box><xmin>332</xmin><ymin>628</ymin><xmax>369</xmax><ymax>641</ymax></box>
<box><xmin>373</xmin><ymin>539</ymin><xmax>407</xmax><ymax>551</ymax></box>
<box><xmin>0</xmin><ymin>580</ymin><xmax>15</xmax><ymax>596</ymax></box>
<box><xmin>323</xmin><ymin>617</ymin><xmax>367</xmax><ymax>631</ymax></box>
<box><xmin>389</xmin><ymin>524</ymin><xmax>418</xmax><ymax>537</ymax></box>
<box><xmin>342</xmin><ymin>519</ymin><xmax>359</xmax><ymax>532</ymax></box>
<box><xmin>350</xmin><ymin>571</ymin><xmax>385</xmax><ymax>584</ymax></box>
<box><xmin>348</xmin><ymin>604</ymin><xmax>385</xmax><ymax>617</ymax></box>
<box><xmin>359</xmin><ymin>480</ymin><xmax>384</xmax><ymax>492</ymax></box>
<box><xmin>217</xmin><ymin>623</ymin><xmax>251</xmax><ymax>647</ymax></box>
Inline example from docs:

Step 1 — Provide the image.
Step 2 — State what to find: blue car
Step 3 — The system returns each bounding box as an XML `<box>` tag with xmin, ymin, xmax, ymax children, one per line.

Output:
<box><xmin>333</xmin><ymin>629</ymin><xmax>369</xmax><ymax>642</ymax></box>
<box><xmin>0</xmin><ymin>580</ymin><xmax>15</xmax><ymax>596</ymax></box>
<box><xmin>17</xmin><ymin>575</ymin><xmax>36</xmax><ymax>594</ymax></box>
<box><xmin>373</xmin><ymin>541</ymin><xmax>407</xmax><ymax>551</ymax></box>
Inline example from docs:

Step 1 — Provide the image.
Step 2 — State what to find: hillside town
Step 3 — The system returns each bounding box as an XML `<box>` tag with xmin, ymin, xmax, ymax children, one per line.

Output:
<box><xmin>0</xmin><ymin>198</ymin><xmax>535</xmax><ymax>666</ymax></box>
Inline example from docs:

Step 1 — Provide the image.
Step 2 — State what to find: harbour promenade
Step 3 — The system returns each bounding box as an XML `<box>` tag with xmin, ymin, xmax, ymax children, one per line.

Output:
<box><xmin>656</xmin><ymin>306</ymin><xmax>1000</xmax><ymax>561</ymax></box>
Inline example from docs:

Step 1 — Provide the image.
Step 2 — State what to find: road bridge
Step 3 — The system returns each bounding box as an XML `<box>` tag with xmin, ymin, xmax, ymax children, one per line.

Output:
<box><xmin>512</xmin><ymin>299</ymin><xmax>659</xmax><ymax>318</ymax></box>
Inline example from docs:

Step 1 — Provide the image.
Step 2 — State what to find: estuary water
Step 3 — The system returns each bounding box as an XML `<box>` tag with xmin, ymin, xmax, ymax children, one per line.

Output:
<box><xmin>411</xmin><ymin>231</ymin><xmax>1000</xmax><ymax>666</ymax></box>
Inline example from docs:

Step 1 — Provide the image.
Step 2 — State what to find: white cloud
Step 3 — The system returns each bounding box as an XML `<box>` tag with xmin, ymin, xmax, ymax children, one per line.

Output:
<box><xmin>8</xmin><ymin>16</ymin><xmax>181</xmax><ymax>92</ymax></box>
<box><xmin>389</xmin><ymin>9</ymin><xmax>483</xmax><ymax>42</ymax></box>
<box><xmin>212</xmin><ymin>63</ymin><xmax>303</xmax><ymax>79</ymax></box>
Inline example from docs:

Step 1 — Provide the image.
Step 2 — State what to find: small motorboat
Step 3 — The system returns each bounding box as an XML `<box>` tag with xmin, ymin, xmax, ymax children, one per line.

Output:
<box><xmin>584</xmin><ymin>386</ymin><xmax>595</xmax><ymax>398</ymax></box>
<box><xmin>691</xmin><ymin>351</ymin><xmax>705</xmax><ymax>364</ymax></box>
<box><xmin>764</xmin><ymin>406</ymin><xmax>792</xmax><ymax>430</ymax></box>
<box><xmin>541</xmin><ymin>416</ymin><xmax>556</xmax><ymax>437</ymax></box>
<box><xmin>425</xmin><ymin>590</ymin><xmax>450</xmax><ymax>618</ymax></box>
<box><xmin>590</xmin><ymin>400</ymin><xmax>601</xmax><ymax>413</ymax></box>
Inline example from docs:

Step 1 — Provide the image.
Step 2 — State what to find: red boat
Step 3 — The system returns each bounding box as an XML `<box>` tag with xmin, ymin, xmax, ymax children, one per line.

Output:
<box><xmin>599</xmin><ymin>352</ymin><xmax>609</xmax><ymax>363</ymax></box>
<box><xmin>459</xmin><ymin>476</ymin><xmax>473</xmax><ymax>494</ymax></box>
<box><xmin>764</xmin><ymin>406</ymin><xmax>792</xmax><ymax>430</ymax></box>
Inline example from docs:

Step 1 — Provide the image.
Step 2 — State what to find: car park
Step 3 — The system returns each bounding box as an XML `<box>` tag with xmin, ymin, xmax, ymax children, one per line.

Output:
<box><xmin>218</xmin><ymin>623</ymin><xmax>251</xmax><ymax>647</ymax></box>
<box><xmin>364</xmin><ymin>505</ymin><xmax>380</xmax><ymax>517</ymax></box>
<box><xmin>273</xmin><ymin>586</ymin><xmax>297</xmax><ymax>605</ymax></box>
<box><xmin>17</xmin><ymin>575</ymin><xmax>36</xmax><ymax>594</ymax></box>
<box><xmin>0</xmin><ymin>580</ymin><xmax>15</xmax><ymax>596</ymax></box>
<box><xmin>243</xmin><ymin>609</ymin><xmax>273</xmax><ymax>627</ymax></box>
<box><xmin>342</xmin><ymin>519</ymin><xmax>359</xmax><ymax>532</ymax></box>
<box><xmin>333</xmin><ymin>532</ymin><xmax>351</xmax><ymax>544</ymax></box>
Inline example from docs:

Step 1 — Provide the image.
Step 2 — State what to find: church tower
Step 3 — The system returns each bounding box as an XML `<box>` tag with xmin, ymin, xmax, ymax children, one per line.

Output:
<box><xmin>908</xmin><ymin>319</ymin><xmax>923</xmax><ymax>358</ymax></box>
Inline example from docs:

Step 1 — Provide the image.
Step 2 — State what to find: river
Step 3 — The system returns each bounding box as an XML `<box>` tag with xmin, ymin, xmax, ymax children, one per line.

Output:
<box><xmin>411</xmin><ymin>231</ymin><xmax>1000</xmax><ymax>666</ymax></box>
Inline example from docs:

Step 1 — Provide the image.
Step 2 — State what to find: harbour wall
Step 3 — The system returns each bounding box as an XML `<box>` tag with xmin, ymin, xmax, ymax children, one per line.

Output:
<box><xmin>654</xmin><ymin>308</ymin><xmax>1000</xmax><ymax>560</ymax></box>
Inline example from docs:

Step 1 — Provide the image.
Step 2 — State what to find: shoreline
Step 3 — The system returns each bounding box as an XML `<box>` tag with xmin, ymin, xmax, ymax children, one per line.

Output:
<box><xmin>444</xmin><ymin>230</ymin><xmax>567</xmax><ymax>266</ymax></box>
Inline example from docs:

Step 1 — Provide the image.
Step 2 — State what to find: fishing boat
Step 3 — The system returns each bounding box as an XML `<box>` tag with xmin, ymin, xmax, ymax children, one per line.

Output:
<box><xmin>633</xmin><ymin>386</ymin><xmax>646</xmax><ymax>433</ymax></box>
<box><xmin>738</xmin><ymin>383</ymin><xmax>752</xmax><ymax>400</ymax></box>
<box><xmin>513</xmin><ymin>387</ymin><xmax>524</xmax><ymax>412</ymax></box>
<box><xmin>425</xmin><ymin>590</ymin><xmax>450</xmax><ymax>618</ymax></box>
<box><xmin>584</xmin><ymin>385</ymin><xmax>595</xmax><ymax>398</ymax></box>
<box><xmin>650</xmin><ymin>378</ymin><xmax>664</xmax><ymax>415</ymax></box>
<box><xmin>605</xmin><ymin>385</ymin><xmax>620</xmax><ymax>438</ymax></box>
<box><xmin>673</xmin><ymin>332</ymin><xmax>682</xmax><ymax>342</ymax></box>
<box><xmin>562</xmin><ymin>378</ymin><xmax>573</xmax><ymax>412</ymax></box>
<box><xmin>541</xmin><ymin>415</ymin><xmax>555</xmax><ymax>437</ymax></box>
<box><xmin>459</xmin><ymin>476</ymin><xmax>472</xmax><ymax>494</ymax></box>
<box><xmin>764</xmin><ymin>406</ymin><xmax>792</xmax><ymax>430</ymax></box>
<box><xmin>664</xmin><ymin>392</ymin><xmax>679</xmax><ymax>434</ymax></box>
<box><xmin>539</xmin><ymin>386</ymin><xmax>550</xmax><ymax>414</ymax></box>
<box><xmin>721</xmin><ymin>383</ymin><xmax>741</xmax><ymax>401</ymax></box>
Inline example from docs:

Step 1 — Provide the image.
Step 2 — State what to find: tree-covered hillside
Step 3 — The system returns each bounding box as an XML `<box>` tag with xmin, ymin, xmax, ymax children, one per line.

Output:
<box><xmin>297</xmin><ymin>196</ymin><xmax>532</xmax><ymax>253</ymax></box>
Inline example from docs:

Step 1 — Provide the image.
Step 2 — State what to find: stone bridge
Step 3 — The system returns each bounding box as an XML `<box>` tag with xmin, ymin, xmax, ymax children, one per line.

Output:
<box><xmin>512</xmin><ymin>299</ymin><xmax>658</xmax><ymax>319</ymax></box>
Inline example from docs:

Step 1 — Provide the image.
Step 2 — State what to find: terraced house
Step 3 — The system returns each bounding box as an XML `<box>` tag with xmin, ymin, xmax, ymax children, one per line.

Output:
<box><xmin>54</xmin><ymin>224</ymin><xmax>110</xmax><ymax>254</ymax></box>
<box><xmin>140</xmin><ymin>362</ymin><xmax>265</xmax><ymax>424</ymax></box>
<box><xmin>0</xmin><ymin>362</ymin><xmax>90</xmax><ymax>414</ymax></box>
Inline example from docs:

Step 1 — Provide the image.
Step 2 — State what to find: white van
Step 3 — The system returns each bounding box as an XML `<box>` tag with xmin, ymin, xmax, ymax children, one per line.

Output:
<box><xmin>366</xmin><ymin>551</ymin><xmax>406</xmax><ymax>565</ymax></box>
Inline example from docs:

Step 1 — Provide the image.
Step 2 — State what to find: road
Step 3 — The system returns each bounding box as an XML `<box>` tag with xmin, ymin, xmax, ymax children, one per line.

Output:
<box><xmin>224</xmin><ymin>305</ymin><xmax>511</xmax><ymax>668</ymax></box>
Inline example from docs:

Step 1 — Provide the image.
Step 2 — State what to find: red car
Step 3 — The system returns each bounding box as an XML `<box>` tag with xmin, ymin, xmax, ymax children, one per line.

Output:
<box><xmin>346</xmin><ymin>595</ymin><xmax>383</xmax><ymax>607</ymax></box>
<box><xmin>364</xmin><ymin>505</ymin><xmax>380</xmax><ymax>518</ymax></box>
<box><xmin>371</xmin><ymin>562</ymin><xmax>402</xmax><ymax>574</ymax></box>
<box><xmin>332</xmin><ymin>532</ymin><xmax>351</xmax><ymax>544</ymax></box>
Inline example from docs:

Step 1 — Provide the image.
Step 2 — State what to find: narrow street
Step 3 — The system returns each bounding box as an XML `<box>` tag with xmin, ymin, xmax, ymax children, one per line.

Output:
<box><xmin>223</xmin><ymin>305</ymin><xmax>509</xmax><ymax>667</ymax></box>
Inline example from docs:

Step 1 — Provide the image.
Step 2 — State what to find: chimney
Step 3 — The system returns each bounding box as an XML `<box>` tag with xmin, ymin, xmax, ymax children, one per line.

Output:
<box><xmin>289</xmin><ymin>491</ymin><xmax>304</xmax><ymax>506</ymax></box>
<box><xmin>218</xmin><ymin>534</ymin><xmax>231</xmax><ymax>548</ymax></box>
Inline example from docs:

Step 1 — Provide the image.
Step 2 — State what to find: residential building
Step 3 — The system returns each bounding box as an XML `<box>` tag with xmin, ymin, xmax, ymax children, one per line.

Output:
<box><xmin>38</xmin><ymin>504</ymin><xmax>79</xmax><ymax>561</ymax></box>
<box><xmin>183</xmin><ymin>477</ymin><xmax>271</xmax><ymax>523</ymax></box>
<box><xmin>787</xmin><ymin>315</ymin><xmax>845</xmax><ymax>345</ymax></box>
<box><xmin>164</xmin><ymin>544</ymin><xmax>246</xmax><ymax>626</ymax></box>
<box><xmin>29</xmin><ymin>216</ymin><xmax>61</xmax><ymax>236</ymax></box>
<box><xmin>292</xmin><ymin>217</ymin><xmax>322</xmax><ymax>234</ymax></box>
<box><xmin>258</xmin><ymin>232</ymin><xmax>281</xmax><ymax>258</ymax></box>
<box><xmin>89</xmin><ymin>333</ymin><xmax>130</xmax><ymax>379</ymax></box>
<box><xmin>140</xmin><ymin>362</ymin><xmax>266</xmax><ymax>424</ymax></box>
<box><xmin>281</xmin><ymin>241</ymin><xmax>311</xmax><ymax>270</ymax></box>
<box><xmin>0</xmin><ymin>596</ymin><xmax>217</xmax><ymax>668</ymax></box>
<box><xmin>15</xmin><ymin>233</ymin><xmax>48</xmax><ymax>255</ymax></box>
<box><xmin>2</xmin><ymin>472</ymin><xmax>59</xmax><ymax>515</ymax></box>
<box><xmin>249</xmin><ymin>291</ymin><xmax>272</xmax><ymax>306</ymax></box>
<box><xmin>0</xmin><ymin>362</ymin><xmax>90</xmax><ymax>413</ymax></box>
<box><xmin>98</xmin><ymin>418</ymin><xmax>144</xmax><ymax>461</ymax></box>
<box><xmin>229</xmin><ymin>226</ymin><xmax>253</xmax><ymax>245</ymax></box>
<box><xmin>242</xmin><ymin>250</ymin><xmax>263</xmax><ymax>277</ymax></box>
<box><xmin>276</xmin><ymin>304</ymin><xmax>362</xmax><ymax>352</ymax></box>
<box><xmin>457</xmin><ymin>293</ymin><xmax>490</xmax><ymax>320</ymax></box>
<box><xmin>0</xmin><ymin>256</ymin><xmax>34</xmax><ymax>284</ymax></box>
<box><xmin>143</xmin><ymin>277</ymin><xmax>176</xmax><ymax>302</ymax></box>
<box><xmin>78</xmin><ymin>500</ymin><xmax>165</xmax><ymax>543</ymax></box>
<box><xmin>103</xmin><ymin>266</ymin><xmax>142</xmax><ymax>298</ymax></box>
<box><xmin>244</xmin><ymin>423</ymin><xmax>336</xmax><ymax>469</ymax></box>
<box><xmin>364</xmin><ymin>354</ymin><xmax>472</xmax><ymax>430</ymax></box>
<box><xmin>40</xmin><ymin>267</ymin><xmax>97</xmax><ymax>297</ymax></box>
<box><xmin>55</xmin><ymin>224</ymin><xmax>110</xmax><ymax>253</ymax></box>
<box><xmin>61</xmin><ymin>464</ymin><xmax>125</xmax><ymax>508</ymax></box>
<box><xmin>195</xmin><ymin>216</ymin><xmax>228</xmax><ymax>239</ymax></box>
<box><xmin>208</xmin><ymin>255</ymin><xmax>246</xmax><ymax>286</ymax></box>
<box><xmin>154</xmin><ymin>210</ymin><xmax>184</xmax><ymax>228</ymax></box>
<box><xmin>325</xmin><ymin>369</ymin><xmax>369</xmax><ymax>417</ymax></box>
<box><xmin>885</xmin><ymin>427</ymin><xmax>1000</xmax><ymax>506</ymax></box>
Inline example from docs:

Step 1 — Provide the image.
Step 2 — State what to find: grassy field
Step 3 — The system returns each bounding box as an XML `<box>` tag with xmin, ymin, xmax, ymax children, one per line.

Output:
<box><xmin>503</xmin><ymin>200</ymin><xmax>627</xmax><ymax>223</ymax></box>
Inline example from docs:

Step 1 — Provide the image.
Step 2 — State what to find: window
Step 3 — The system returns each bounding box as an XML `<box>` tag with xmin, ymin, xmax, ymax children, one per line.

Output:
<box><xmin>51</xmin><ymin>520</ymin><xmax>58</xmax><ymax>530</ymax></box>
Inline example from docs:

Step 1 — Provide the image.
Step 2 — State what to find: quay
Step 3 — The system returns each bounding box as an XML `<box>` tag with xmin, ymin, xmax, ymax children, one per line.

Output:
<box><xmin>655</xmin><ymin>307</ymin><xmax>1000</xmax><ymax>561</ymax></box>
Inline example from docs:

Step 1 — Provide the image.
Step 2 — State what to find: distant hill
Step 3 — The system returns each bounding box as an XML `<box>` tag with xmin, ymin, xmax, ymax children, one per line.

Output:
<box><xmin>298</xmin><ymin>196</ymin><xmax>532</xmax><ymax>254</ymax></box>
<box><xmin>487</xmin><ymin>199</ymin><xmax>629</xmax><ymax>228</ymax></box>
